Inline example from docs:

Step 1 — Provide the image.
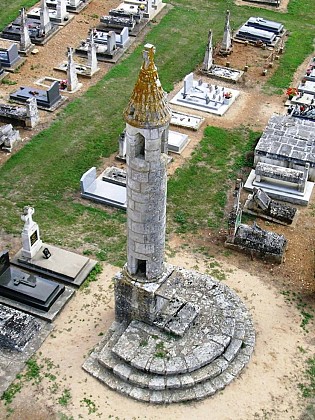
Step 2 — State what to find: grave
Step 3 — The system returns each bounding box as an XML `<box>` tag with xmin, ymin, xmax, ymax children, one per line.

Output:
<box><xmin>251</xmin><ymin>114</ymin><xmax>315</xmax><ymax>181</ymax></box>
<box><xmin>170</xmin><ymin>110</ymin><xmax>204</xmax><ymax>130</ymax></box>
<box><xmin>0</xmin><ymin>124</ymin><xmax>21</xmax><ymax>152</ymax></box>
<box><xmin>304</xmin><ymin>57</ymin><xmax>315</xmax><ymax>82</ymax></box>
<box><xmin>244</xmin><ymin>162</ymin><xmax>314</xmax><ymax>205</ymax></box>
<box><xmin>102</xmin><ymin>166</ymin><xmax>127</xmax><ymax>186</ymax></box>
<box><xmin>10</xmin><ymin>81</ymin><xmax>67</xmax><ymax>112</ymax></box>
<box><xmin>243</xmin><ymin>187</ymin><xmax>297</xmax><ymax>225</ymax></box>
<box><xmin>66</xmin><ymin>47</ymin><xmax>82</xmax><ymax>92</ymax></box>
<box><xmin>19</xmin><ymin>8</ymin><xmax>35</xmax><ymax>55</ymax></box>
<box><xmin>298</xmin><ymin>79</ymin><xmax>315</xmax><ymax>97</ymax></box>
<box><xmin>12</xmin><ymin>207</ymin><xmax>97</xmax><ymax>288</ymax></box>
<box><xmin>0</xmin><ymin>303</ymin><xmax>53</xmax><ymax>395</ymax></box>
<box><xmin>83</xmin><ymin>44</ymin><xmax>255</xmax><ymax>404</ymax></box>
<box><xmin>80</xmin><ymin>167</ymin><xmax>127</xmax><ymax>210</ymax></box>
<box><xmin>246</xmin><ymin>17</ymin><xmax>284</xmax><ymax>35</ymax></box>
<box><xmin>0</xmin><ymin>98</ymin><xmax>39</xmax><ymax>128</ymax></box>
<box><xmin>168</xmin><ymin>130</ymin><xmax>190</xmax><ymax>154</ymax></box>
<box><xmin>242</xmin><ymin>0</ymin><xmax>281</xmax><ymax>5</ymax></box>
<box><xmin>220</xmin><ymin>10</ymin><xmax>232</xmax><ymax>55</ymax></box>
<box><xmin>0</xmin><ymin>40</ymin><xmax>25</xmax><ymax>72</ymax></box>
<box><xmin>0</xmin><ymin>250</ymin><xmax>74</xmax><ymax>321</ymax></box>
<box><xmin>234</xmin><ymin>17</ymin><xmax>285</xmax><ymax>47</ymax></box>
<box><xmin>27</xmin><ymin>0</ymin><xmax>73</xmax><ymax>26</ymax></box>
<box><xmin>170</xmin><ymin>72</ymin><xmax>240</xmax><ymax>116</ymax></box>
<box><xmin>289</xmin><ymin>104</ymin><xmax>315</xmax><ymax>122</ymax></box>
<box><xmin>225</xmin><ymin>180</ymin><xmax>287</xmax><ymax>263</ymax></box>
<box><xmin>76</xmin><ymin>28</ymin><xmax>130</xmax><ymax>63</ymax></box>
<box><xmin>46</xmin><ymin>0</ymin><xmax>91</xmax><ymax>14</ymax></box>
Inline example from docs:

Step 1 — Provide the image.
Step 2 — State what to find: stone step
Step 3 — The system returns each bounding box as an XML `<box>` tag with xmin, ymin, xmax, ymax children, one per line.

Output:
<box><xmin>95</xmin><ymin>318</ymin><xmax>253</xmax><ymax>391</ymax></box>
<box><xmin>153</xmin><ymin>295</ymin><xmax>200</xmax><ymax>337</ymax></box>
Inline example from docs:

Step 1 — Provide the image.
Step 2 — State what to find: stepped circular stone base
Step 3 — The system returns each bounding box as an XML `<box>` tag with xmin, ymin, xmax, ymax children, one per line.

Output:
<box><xmin>83</xmin><ymin>267</ymin><xmax>255</xmax><ymax>403</ymax></box>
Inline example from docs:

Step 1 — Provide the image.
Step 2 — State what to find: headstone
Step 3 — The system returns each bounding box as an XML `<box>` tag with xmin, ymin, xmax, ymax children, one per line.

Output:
<box><xmin>0</xmin><ymin>43</ymin><xmax>20</xmax><ymax>68</ymax></box>
<box><xmin>56</xmin><ymin>0</ymin><xmax>67</xmax><ymax>21</ymax></box>
<box><xmin>66</xmin><ymin>47</ymin><xmax>79</xmax><ymax>92</ymax></box>
<box><xmin>40</xmin><ymin>0</ymin><xmax>52</xmax><ymax>34</ymax></box>
<box><xmin>221</xmin><ymin>10</ymin><xmax>232</xmax><ymax>54</ymax></box>
<box><xmin>183</xmin><ymin>72</ymin><xmax>193</xmax><ymax>95</ymax></box>
<box><xmin>20</xmin><ymin>206</ymin><xmax>42</xmax><ymax>259</ymax></box>
<box><xmin>87</xmin><ymin>31</ymin><xmax>98</xmax><ymax>75</ymax></box>
<box><xmin>19</xmin><ymin>8</ymin><xmax>32</xmax><ymax>53</ymax></box>
<box><xmin>107</xmin><ymin>31</ymin><xmax>116</xmax><ymax>55</ymax></box>
<box><xmin>25</xmin><ymin>97</ymin><xmax>39</xmax><ymax>128</ymax></box>
<box><xmin>203</xmin><ymin>29</ymin><xmax>213</xmax><ymax>71</ymax></box>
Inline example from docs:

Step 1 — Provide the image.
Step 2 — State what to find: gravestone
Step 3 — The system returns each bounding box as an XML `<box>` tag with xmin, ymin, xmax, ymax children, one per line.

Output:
<box><xmin>0</xmin><ymin>124</ymin><xmax>20</xmax><ymax>152</ymax></box>
<box><xmin>66</xmin><ymin>47</ymin><xmax>82</xmax><ymax>92</ymax></box>
<box><xmin>25</xmin><ymin>97</ymin><xmax>40</xmax><ymax>128</ymax></box>
<box><xmin>56</xmin><ymin>0</ymin><xmax>68</xmax><ymax>23</ymax></box>
<box><xmin>202</xmin><ymin>29</ymin><xmax>213</xmax><ymax>71</ymax></box>
<box><xmin>220</xmin><ymin>10</ymin><xmax>232</xmax><ymax>55</ymax></box>
<box><xmin>20</xmin><ymin>206</ymin><xmax>42</xmax><ymax>259</ymax></box>
<box><xmin>0</xmin><ymin>41</ymin><xmax>23</xmax><ymax>71</ymax></box>
<box><xmin>19</xmin><ymin>8</ymin><xmax>33</xmax><ymax>55</ymax></box>
<box><xmin>0</xmin><ymin>304</ymin><xmax>40</xmax><ymax>351</ymax></box>
<box><xmin>40</xmin><ymin>0</ymin><xmax>52</xmax><ymax>34</ymax></box>
<box><xmin>0</xmin><ymin>250</ymin><xmax>65</xmax><ymax>312</ymax></box>
<box><xmin>107</xmin><ymin>31</ymin><xmax>116</xmax><ymax>55</ymax></box>
<box><xmin>87</xmin><ymin>31</ymin><xmax>99</xmax><ymax>75</ymax></box>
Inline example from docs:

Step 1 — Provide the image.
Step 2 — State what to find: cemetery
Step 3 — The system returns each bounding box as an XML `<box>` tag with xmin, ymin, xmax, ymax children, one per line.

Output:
<box><xmin>0</xmin><ymin>0</ymin><xmax>314</xmax><ymax>417</ymax></box>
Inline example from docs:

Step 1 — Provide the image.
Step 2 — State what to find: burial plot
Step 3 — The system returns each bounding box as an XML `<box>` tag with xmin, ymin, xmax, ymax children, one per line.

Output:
<box><xmin>0</xmin><ymin>98</ymin><xmax>39</xmax><ymax>128</ymax></box>
<box><xmin>243</xmin><ymin>187</ymin><xmax>297</xmax><ymax>225</ymax></box>
<box><xmin>13</xmin><ymin>207</ymin><xmax>97</xmax><ymax>288</ymax></box>
<box><xmin>170</xmin><ymin>110</ymin><xmax>204</xmax><ymax>130</ymax></box>
<box><xmin>46</xmin><ymin>0</ymin><xmax>91</xmax><ymax>14</ymax></box>
<box><xmin>234</xmin><ymin>17</ymin><xmax>284</xmax><ymax>47</ymax></box>
<box><xmin>19</xmin><ymin>8</ymin><xmax>35</xmax><ymax>55</ymax></box>
<box><xmin>27</xmin><ymin>2</ymin><xmax>73</xmax><ymax>26</ymax></box>
<box><xmin>0</xmin><ymin>124</ymin><xmax>20</xmax><ymax>152</ymax></box>
<box><xmin>10</xmin><ymin>81</ymin><xmax>67</xmax><ymax>112</ymax></box>
<box><xmin>168</xmin><ymin>130</ymin><xmax>190</xmax><ymax>154</ymax></box>
<box><xmin>170</xmin><ymin>72</ymin><xmax>240</xmax><ymax>116</ymax></box>
<box><xmin>99</xmin><ymin>5</ymin><xmax>148</xmax><ymax>37</ymax></box>
<box><xmin>80</xmin><ymin>167</ymin><xmax>127</xmax><ymax>210</ymax></box>
<box><xmin>298</xmin><ymin>80</ymin><xmax>315</xmax><ymax>97</ymax></box>
<box><xmin>289</xmin><ymin>104</ymin><xmax>315</xmax><ymax>122</ymax></box>
<box><xmin>0</xmin><ymin>40</ymin><xmax>25</xmax><ymax>72</ymax></box>
<box><xmin>242</xmin><ymin>0</ymin><xmax>281</xmax><ymax>6</ymax></box>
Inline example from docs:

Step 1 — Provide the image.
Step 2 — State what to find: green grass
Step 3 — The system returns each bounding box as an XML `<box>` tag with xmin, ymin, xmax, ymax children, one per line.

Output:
<box><xmin>0</xmin><ymin>0</ymin><xmax>38</xmax><ymax>30</ymax></box>
<box><xmin>0</xmin><ymin>0</ymin><xmax>313</xmax><ymax>264</ymax></box>
<box><xmin>299</xmin><ymin>355</ymin><xmax>315</xmax><ymax>398</ymax></box>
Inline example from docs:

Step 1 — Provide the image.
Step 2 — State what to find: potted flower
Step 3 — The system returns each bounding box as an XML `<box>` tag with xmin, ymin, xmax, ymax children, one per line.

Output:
<box><xmin>286</xmin><ymin>87</ymin><xmax>297</xmax><ymax>100</ymax></box>
<box><xmin>224</xmin><ymin>91</ymin><xmax>232</xmax><ymax>104</ymax></box>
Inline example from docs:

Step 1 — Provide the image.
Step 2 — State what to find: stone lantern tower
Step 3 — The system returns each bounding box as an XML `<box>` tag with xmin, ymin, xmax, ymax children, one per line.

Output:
<box><xmin>115</xmin><ymin>43</ymin><xmax>172</xmax><ymax>322</ymax></box>
<box><xmin>124</xmin><ymin>43</ymin><xmax>171</xmax><ymax>281</ymax></box>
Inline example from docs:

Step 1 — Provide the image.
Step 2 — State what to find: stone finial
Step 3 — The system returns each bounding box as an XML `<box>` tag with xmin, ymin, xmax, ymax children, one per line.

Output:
<box><xmin>123</xmin><ymin>44</ymin><xmax>171</xmax><ymax>128</ymax></box>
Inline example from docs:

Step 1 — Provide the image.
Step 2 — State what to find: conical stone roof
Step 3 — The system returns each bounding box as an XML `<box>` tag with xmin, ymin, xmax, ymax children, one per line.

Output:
<box><xmin>124</xmin><ymin>44</ymin><xmax>171</xmax><ymax>129</ymax></box>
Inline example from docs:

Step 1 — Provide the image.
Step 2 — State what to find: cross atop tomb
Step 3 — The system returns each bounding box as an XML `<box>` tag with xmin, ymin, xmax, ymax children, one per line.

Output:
<box><xmin>21</xmin><ymin>206</ymin><xmax>35</xmax><ymax>228</ymax></box>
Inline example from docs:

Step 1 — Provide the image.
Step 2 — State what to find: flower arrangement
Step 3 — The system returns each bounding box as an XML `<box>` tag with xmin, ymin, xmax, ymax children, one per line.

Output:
<box><xmin>286</xmin><ymin>87</ymin><xmax>297</xmax><ymax>98</ymax></box>
<box><xmin>224</xmin><ymin>92</ymin><xmax>232</xmax><ymax>99</ymax></box>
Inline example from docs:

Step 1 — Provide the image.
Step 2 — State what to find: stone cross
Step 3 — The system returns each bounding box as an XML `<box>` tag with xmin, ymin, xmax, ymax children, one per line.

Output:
<box><xmin>87</xmin><ymin>31</ymin><xmax>98</xmax><ymax>75</ymax></box>
<box><xmin>203</xmin><ymin>29</ymin><xmax>213</xmax><ymax>71</ymax></box>
<box><xmin>21</xmin><ymin>206</ymin><xmax>35</xmax><ymax>229</ymax></box>
<box><xmin>20</xmin><ymin>8</ymin><xmax>32</xmax><ymax>52</ymax></box>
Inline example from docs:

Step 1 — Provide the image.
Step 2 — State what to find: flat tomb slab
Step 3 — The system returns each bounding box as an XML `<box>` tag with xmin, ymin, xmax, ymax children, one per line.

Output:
<box><xmin>54</xmin><ymin>60</ymin><xmax>100</xmax><ymax>78</ymax></box>
<box><xmin>244</xmin><ymin>169</ymin><xmax>314</xmax><ymax>206</ymax></box>
<box><xmin>170</xmin><ymin>110</ymin><xmax>204</xmax><ymax>130</ymax></box>
<box><xmin>9</xmin><ymin>85</ymin><xmax>67</xmax><ymax>112</ymax></box>
<box><xmin>168</xmin><ymin>130</ymin><xmax>190</xmax><ymax>154</ymax></box>
<box><xmin>12</xmin><ymin>244</ymin><xmax>97</xmax><ymax>287</ymax></box>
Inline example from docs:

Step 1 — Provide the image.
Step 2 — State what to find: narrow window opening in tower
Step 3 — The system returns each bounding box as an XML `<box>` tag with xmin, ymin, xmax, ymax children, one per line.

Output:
<box><xmin>135</xmin><ymin>133</ymin><xmax>145</xmax><ymax>158</ymax></box>
<box><xmin>136</xmin><ymin>259</ymin><xmax>146</xmax><ymax>277</ymax></box>
<box><xmin>161</xmin><ymin>130</ymin><xmax>167</xmax><ymax>154</ymax></box>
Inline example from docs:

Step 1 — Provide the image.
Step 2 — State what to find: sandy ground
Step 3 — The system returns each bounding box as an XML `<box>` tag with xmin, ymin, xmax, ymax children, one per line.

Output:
<box><xmin>0</xmin><ymin>0</ymin><xmax>314</xmax><ymax>418</ymax></box>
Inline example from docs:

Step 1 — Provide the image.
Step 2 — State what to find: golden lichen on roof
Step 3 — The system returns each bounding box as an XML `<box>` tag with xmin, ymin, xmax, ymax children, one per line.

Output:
<box><xmin>124</xmin><ymin>44</ymin><xmax>171</xmax><ymax>128</ymax></box>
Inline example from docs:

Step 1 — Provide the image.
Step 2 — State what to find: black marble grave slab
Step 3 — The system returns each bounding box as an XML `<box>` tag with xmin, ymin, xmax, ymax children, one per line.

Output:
<box><xmin>0</xmin><ymin>250</ymin><xmax>64</xmax><ymax>312</ymax></box>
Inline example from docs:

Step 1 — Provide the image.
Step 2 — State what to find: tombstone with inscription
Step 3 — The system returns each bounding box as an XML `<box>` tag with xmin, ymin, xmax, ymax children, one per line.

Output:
<box><xmin>0</xmin><ymin>41</ymin><xmax>24</xmax><ymax>71</ymax></box>
<box><xmin>20</xmin><ymin>206</ymin><xmax>42</xmax><ymax>259</ymax></box>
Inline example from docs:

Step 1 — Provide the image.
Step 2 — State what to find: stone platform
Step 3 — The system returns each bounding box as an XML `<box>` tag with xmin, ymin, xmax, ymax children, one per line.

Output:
<box><xmin>83</xmin><ymin>267</ymin><xmax>255</xmax><ymax>403</ymax></box>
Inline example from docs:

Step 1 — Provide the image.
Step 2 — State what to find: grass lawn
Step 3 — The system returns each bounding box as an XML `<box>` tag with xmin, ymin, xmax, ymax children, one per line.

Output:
<box><xmin>0</xmin><ymin>0</ymin><xmax>314</xmax><ymax>267</ymax></box>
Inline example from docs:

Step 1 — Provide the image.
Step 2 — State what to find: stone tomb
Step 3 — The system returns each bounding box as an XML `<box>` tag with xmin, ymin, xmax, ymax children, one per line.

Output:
<box><xmin>0</xmin><ymin>124</ymin><xmax>20</xmax><ymax>152</ymax></box>
<box><xmin>234</xmin><ymin>17</ymin><xmax>284</xmax><ymax>47</ymax></box>
<box><xmin>242</xmin><ymin>0</ymin><xmax>281</xmax><ymax>5</ymax></box>
<box><xmin>170</xmin><ymin>73</ymin><xmax>240</xmax><ymax>116</ymax></box>
<box><xmin>168</xmin><ymin>130</ymin><xmax>190</xmax><ymax>154</ymax></box>
<box><xmin>0</xmin><ymin>304</ymin><xmax>53</xmax><ymax>395</ymax></box>
<box><xmin>0</xmin><ymin>250</ymin><xmax>71</xmax><ymax>319</ymax></box>
<box><xmin>80</xmin><ymin>167</ymin><xmax>127</xmax><ymax>210</ymax></box>
<box><xmin>243</xmin><ymin>187</ymin><xmax>297</xmax><ymax>225</ymax></box>
<box><xmin>0</xmin><ymin>40</ymin><xmax>25</xmax><ymax>72</ymax></box>
<box><xmin>225</xmin><ymin>181</ymin><xmax>287</xmax><ymax>263</ymax></box>
<box><xmin>251</xmin><ymin>114</ymin><xmax>315</xmax><ymax>180</ymax></box>
<box><xmin>244</xmin><ymin>162</ymin><xmax>314</xmax><ymax>205</ymax></box>
<box><xmin>27</xmin><ymin>5</ymin><xmax>73</xmax><ymax>26</ymax></box>
<box><xmin>289</xmin><ymin>103</ymin><xmax>315</xmax><ymax>122</ymax></box>
<box><xmin>298</xmin><ymin>80</ymin><xmax>315</xmax><ymax>97</ymax></box>
<box><xmin>46</xmin><ymin>0</ymin><xmax>91</xmax><ymax>14</ymax></box>
<box><xmin>12</xmin><ymin>207</ymin><xmax>97</xmax><ymax>288</ymax></box>
<box><xmin>10</xmin><ymin>81</ymin><xmax>67</xmax><ymax>112</ymax></box>
<box><xmin>170</xmin><ymin>110</ymin><xmax>204</xmax><ymax>131</ymax></box>
<box><xmin>0</xmin><ymin>98</ymin><xmax>39</xmax><ymax>128</ymax></box>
